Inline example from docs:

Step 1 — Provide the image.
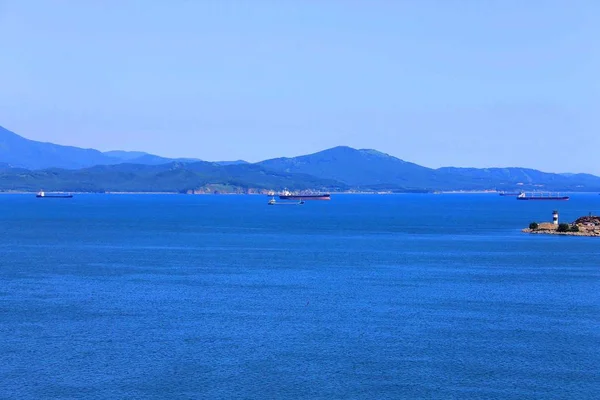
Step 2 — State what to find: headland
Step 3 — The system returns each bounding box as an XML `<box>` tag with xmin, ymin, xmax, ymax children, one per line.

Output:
<box><xmin>523</xmin><ymin>216</ymin><xmax>600</xmax><ymax>237</ymax></box>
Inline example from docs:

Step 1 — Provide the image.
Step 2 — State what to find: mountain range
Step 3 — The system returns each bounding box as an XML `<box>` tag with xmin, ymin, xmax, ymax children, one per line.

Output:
<box><xmin>1</xmin><ymin>125</ymin><xmax>599</xmax><ymax>193</ymax></box>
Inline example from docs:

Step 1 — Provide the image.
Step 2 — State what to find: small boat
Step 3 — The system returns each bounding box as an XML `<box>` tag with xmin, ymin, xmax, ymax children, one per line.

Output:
<box><xmin>516</xmin><ymin>192</ymin><xmax>569</xmax><ymax>201</ymax></box>
<box><xmin>36</xmin><ymin>191</ymin><xmax>73</xmax><ymax>199</ymax></box>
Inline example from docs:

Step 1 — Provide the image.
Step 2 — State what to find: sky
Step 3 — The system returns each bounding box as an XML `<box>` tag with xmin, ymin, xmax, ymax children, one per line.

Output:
<box><xmin>0</xmin><ymin>0</ymin><xmax>598</xmax><ymax>173</ymax></box>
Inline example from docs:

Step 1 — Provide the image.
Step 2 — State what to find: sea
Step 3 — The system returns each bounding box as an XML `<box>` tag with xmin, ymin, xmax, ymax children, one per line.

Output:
<box><xmin>0</xmin><ymin>193</ymin><xmax>598</xmax><ymax>399</ymax></box>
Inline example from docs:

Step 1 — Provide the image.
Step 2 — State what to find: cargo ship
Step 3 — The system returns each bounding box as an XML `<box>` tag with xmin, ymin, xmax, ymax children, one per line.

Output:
<box><xmin>516</xmin><ymin>192</ymin><xmax>569</xmax><ymax>201</ymax></box>
<box><xmin>499</xmin><ymin>191</ymin><xmax>522</xmax><ymax>196</ymax></box>
<box><xmin>276</xmin><ymin>190</ymin><xmax>330</xmax><ymax>201</ymax></box>
<box><xmin>36</xmin><ymin>191</ymin><xmax>73</xmax><ymax>198</ymax></box>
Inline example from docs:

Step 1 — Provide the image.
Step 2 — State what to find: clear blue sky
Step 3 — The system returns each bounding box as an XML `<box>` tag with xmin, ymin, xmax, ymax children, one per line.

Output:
<box><xmin>0</xmin><ymin>1</ymin><xmax>598</xmax><ymax>173</ymax></box>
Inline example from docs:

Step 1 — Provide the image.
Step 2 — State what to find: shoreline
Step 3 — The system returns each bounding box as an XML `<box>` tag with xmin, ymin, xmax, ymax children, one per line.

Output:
<box><xmin>522</xmin><ymin>228</ymin><xmax>600</xmax><ymax>237</ymax></box>
<box><xmin>1</xmin><ymin>190</ymin><xmax>598</xmax><ymax>195</ymax></box>
<box><xmin>522</xmin><ymin>218</ymin><xmax>600</xmax><ymax>237</ymax></box>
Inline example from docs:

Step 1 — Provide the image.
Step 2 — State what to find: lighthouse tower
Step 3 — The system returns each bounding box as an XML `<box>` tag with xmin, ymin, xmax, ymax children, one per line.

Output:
<box><xmin>552</xmin><ymin>210</ymin><xmax>559</xmax><ymax>225</ymax></box>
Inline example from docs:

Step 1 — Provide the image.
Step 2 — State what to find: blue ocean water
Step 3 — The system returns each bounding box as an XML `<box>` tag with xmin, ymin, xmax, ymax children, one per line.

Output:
<box><xmin>0</xmin><ymin>193</ymin><xmax>599</xmax><ymax>399</ymax></box>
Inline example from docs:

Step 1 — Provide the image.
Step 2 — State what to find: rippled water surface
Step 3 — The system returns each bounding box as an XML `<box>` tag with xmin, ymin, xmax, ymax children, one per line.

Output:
<box><xmin>1</xmin><ymin>193</ymin><xmax>599</xmax><ymax>399</ymax></box>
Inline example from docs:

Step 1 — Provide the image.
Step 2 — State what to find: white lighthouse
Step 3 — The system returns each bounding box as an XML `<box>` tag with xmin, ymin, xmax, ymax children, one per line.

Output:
<box><xmin>552</xmin><ymin>210</ymin><xmax>559</xmax><ymax>225</ymax></box>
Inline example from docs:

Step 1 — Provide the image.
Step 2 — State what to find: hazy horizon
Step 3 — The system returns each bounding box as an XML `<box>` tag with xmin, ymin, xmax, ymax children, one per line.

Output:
<box><xmin>1</xmin><ymin>1</ymin><xmax>598</xmax><ymax>174</ymax></box>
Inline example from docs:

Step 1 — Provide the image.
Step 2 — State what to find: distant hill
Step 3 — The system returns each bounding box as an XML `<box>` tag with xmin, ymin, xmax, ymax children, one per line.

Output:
<box><xmin>259</xmin><ymin>146</ymin><xmax>470</xmax><ymax>191</ymax></box>
<box><xmin>103</xmin><ymin>150</ymin><xmax>150</xmax><ymax>161</ymax></box>
<box><xmin>259</xmin><ymin>146</ymin><xmax>600</xmax><ymax>192</ymax></box>
<box><xmin>2</xmin><ymin>125</ymin><xmax>600</xmax><ymax>192</ymax></box>
<box><xmin>259</xmin><ymin>146</ymin><xmax>426</xmax><ymax>185</ymax></box>
<box><xmin>97</xmin><ymin>149</ymin><xmax>245</xmax><ymax>167</ymax></box>
<box><xmin>0</xmin><ymin>125</ymin><xmax>205</xmax><ymax>169</ymax></box>
<box><xmin>123</xmin><ymin>154</ymin><xmax>201</xmax><ymax>165</ymax></box>
<box><xmin>0</xmin><ymin>162</ymin><xmax>345</xmax><ymax>193</ymax></box>
<box><xmin>105</xmin><ymin>150</ymin><xmax>202</xmax><ymax>165</ymax></box>
<box><xmin>214</xmin><ymin>160</ymin><xmax>249</xmax><ymax>166</ymax></box>
<box><xmin>437</xmin><ymin>167</ymin><xmax>600</xmax><ymax>191</ymax></box>
<box><xmin>0</xmin><ymin>125</ymin><xmax>120</xmax><ymax>169</ymax></box>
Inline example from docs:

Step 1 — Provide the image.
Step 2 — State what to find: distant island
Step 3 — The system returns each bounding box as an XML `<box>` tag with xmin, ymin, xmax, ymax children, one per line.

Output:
<box><xmin>523</xmin><ymin>216</ymin><xmax>600</xmax><ymax>237</ymax></box>
<box><xmin>2</xmin><ymin>125</ymin><xmax>600</xmax><ymax>193</ymax></box>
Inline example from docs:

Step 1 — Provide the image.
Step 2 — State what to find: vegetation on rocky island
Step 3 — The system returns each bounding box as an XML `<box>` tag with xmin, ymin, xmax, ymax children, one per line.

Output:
<box><xmin>570</xmin><ymin>225</ymin><xmax>580</xmax><ymax>232</ymax></box>
<box><xmin>557</xmin><ymin>223</ymin><xmax>571</xmax><ymax>233</ymax></box>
